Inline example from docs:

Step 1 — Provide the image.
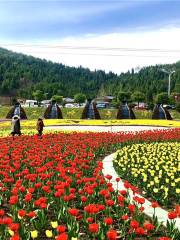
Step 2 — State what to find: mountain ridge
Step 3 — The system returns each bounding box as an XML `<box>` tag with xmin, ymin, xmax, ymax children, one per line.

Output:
<box><xmin>0</xmin><ymin>47</ymin><xmax>180</xmax><ymax>99</ymax></box>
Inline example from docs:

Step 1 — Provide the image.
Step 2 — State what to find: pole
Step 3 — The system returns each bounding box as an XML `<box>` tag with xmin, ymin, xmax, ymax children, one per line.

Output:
<box><xmin>160</xmin><ymin>69</ymin><xmax>175</xmax><ymax>97</ymax></box>
<box><xmin>168</xmin><ymin>73</ymin><xmax>171</xmax><ymax>96</ymax></box>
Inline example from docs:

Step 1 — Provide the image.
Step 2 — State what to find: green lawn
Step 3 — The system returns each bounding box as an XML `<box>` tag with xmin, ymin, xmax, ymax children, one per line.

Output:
<box><xmin>0</xmin><ymin>106</ymin><xmax>83</xmax><ymax>119</ymax></box>
<box><xmin>0</xmin><ymin>106</ymin><xmax>180</xmax><ymax>120</ymax></box>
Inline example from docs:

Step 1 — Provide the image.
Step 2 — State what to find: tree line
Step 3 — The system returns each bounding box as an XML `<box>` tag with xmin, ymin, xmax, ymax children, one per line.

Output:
<box><xmin>0</xmin><ymin>47</ymin><xmax>180</xmax><ymax>102</ymax></box>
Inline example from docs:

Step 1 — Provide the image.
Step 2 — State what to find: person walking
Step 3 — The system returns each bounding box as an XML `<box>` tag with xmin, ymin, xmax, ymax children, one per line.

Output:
<box><xmin>36</xmin><ymin>118</ymin><xmax>44</xmax><ymax>138</ymax></box>
<box><xmin>11</xmin><ymin>115</ymin><xmax>21</xmax><ymax>139</ymax></box>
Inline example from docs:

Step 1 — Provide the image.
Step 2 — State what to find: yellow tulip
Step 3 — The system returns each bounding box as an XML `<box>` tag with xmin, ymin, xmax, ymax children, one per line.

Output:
<box><xmin>51</xmin><ymin>221</ymin><xmax>58</xmax><ymax>228</ymax></box>
<box><xmin>155</xmin><ymin>166</ymin><xmax>159</xmax><ymax>170</ymax></box>
<box><xmin>31</xmin><ymin>230</ymin><xmax>38</xmax><ymax>239</ymax></box>
<box><xmin>176</xmin><ymin>189</ymin><xmax>180</xmax><ymax>193</ymax></box>
<box><xmin>174</xmin><ymin>178</ymin><xmax>180</xmax><ymax>182</ymax></box>
<box><xmin>8</xmin><ymin>229</ymin><xmax>14</xmax><ymax>236</ymax></box>
<box><xmin>165</xmin><ymin>178</ymin><xmax>169</xmax><ymax>183</ymax></box>
<box><xmin>150</xmin><ymin>181</ymin><xmax>154</xmax><ymax>186</ymax></box>
<box><xmin>114</xmin><ymin>141</ymin><xmax>179</xmax><ymax>202</ymax></box>
<box><xmin>153</xmin><ymin>188</ymin><xmax>159</xmax><ymax>193</ymax></box>
<box><xmin>154</xmin><ymin>177</ymin><xmax>159</xmax><ymax>184</ymax></box>
<box><xmin>45</xmin><ymin>230</ymin><xmax>53</xmax><ymax>238</ymax></box>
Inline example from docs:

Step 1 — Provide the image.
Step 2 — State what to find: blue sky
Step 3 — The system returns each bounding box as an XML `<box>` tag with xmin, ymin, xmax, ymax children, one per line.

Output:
<box><xmin>0</xmin><ymin>0</ymin><xmax>180</xmax><ymax>73</ymax></box>
<box><xmin>0</xmin><ymin>0</ymin><xmax>180</xmax><ymax>40</ymax></box>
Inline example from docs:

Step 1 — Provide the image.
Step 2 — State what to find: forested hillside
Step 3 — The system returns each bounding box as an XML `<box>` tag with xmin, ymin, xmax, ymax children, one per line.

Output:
<box><xmin>0</xmin><ymin>47</ymin><xmax>180</xmax><ymax>99</ymax></box>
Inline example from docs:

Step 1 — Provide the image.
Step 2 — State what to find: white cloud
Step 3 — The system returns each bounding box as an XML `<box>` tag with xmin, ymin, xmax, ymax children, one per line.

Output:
<box><xmin>1</xmin><ymin>26</ymin><xmax>180</xmax><ymax>74</ymax></box>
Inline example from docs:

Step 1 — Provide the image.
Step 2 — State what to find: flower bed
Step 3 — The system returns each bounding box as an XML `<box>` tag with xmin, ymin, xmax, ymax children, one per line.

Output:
<box><xmin>114</xmin><ymin>142</ymin><xmax>180</xmax><ymax>208</ymax></box>
<box><xmin>114</xmin><ymin>142</ymin><xmax>180</xmax><ymax>207</ymax></box>
<box><xmin>0</xmin><ymin>130</ymin><xmax>180</xmax><ymax>239</ymax></box>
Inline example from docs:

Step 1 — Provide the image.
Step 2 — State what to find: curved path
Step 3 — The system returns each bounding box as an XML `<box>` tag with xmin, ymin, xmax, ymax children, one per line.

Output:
<box><xmin>103</xmin><ymin>153</ymin><xmax>180</xmax><ymax>231</ymax></box>
<box><xmin>45</xmin><ymin>125</ymin><xmax>168</xmax><ymax>132</ymax></box>
<box><xmin>45</xmin><ymin>124</ymin><xmax>179</xmax><ymax>230</ymax></box>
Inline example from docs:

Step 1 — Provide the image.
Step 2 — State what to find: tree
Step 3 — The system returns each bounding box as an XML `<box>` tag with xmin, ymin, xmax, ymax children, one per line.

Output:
<box><xmin>132</xmin><ymin>91</ymin><xmax>145</xmax><ymax>107</ymax></box>
<box><xmin>1</xmin><ymin>47</ymin><xmax>180</xmax><ymax>100</ymax></box>
<box><xmin>176</xmin><ymin>102</ymin><xmax>180</xmax><ymax>113</ymax></box>
<box><xmin>51</xmin><ymin>95</ymin><xmax>63</xmax><ymax>104</ymax></box>
<box><xmin>98</xmin><ymin>84</ymin><xmax>107</xmax><ymax>97</ymax></box>
<box><xmin>169</xmin><ymin>92</ymin><xmax>179</xmax><ymax>105</ymax></box>
<box><xmin>74</xmin><ymin>93</ymin><xmax>86</xmax><ymax>105</ymax></box>
<box><xmin>111</xmin><ymin>97</ymin><xmax>120</xmax><ymax>108</ymax></box>
<box><xmin>32</xmin><ymin>90</ymin><xmax>44</xmax><ymax>105</ymax></box>
<box><xmin>118</xmin><ymin>91</ymin><xmax>131</xmax><ymax>102</ymax></box>
<box><xmin>146</xmin><ymin>89</ymin><xmax>154</xmax><ymax>103</ymax></box>
<box><xmin>155</xmin><ymin>92</ymin><xmax>169</xmax><ymax>104</ymax></box>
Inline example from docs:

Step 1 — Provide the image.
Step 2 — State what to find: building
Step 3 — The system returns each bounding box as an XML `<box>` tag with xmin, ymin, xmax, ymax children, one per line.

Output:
<box><xmin>0</xmin><ymin>96</ymin><xmax>12</xmax><ymax>105</ymax></box>
<box><xmin>63</xmin><ymin>97</ymin><xmax>74</xmax><ymax>103</ymax></box>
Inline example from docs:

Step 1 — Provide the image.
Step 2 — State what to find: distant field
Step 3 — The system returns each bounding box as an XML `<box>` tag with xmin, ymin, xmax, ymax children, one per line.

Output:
<box><xmin>0</xmin><ymin>106</ymin><xmax>180</xmax><ymax>120</ymax></box>
<box><xmin>0</xmin><ymin>106</ymin><xmax>83</xmax><ymax>119</ymax></box>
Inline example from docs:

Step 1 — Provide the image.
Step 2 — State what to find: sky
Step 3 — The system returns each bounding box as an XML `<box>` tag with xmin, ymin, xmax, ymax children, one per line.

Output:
<box><xmin>0</xmin><ymin>0</ymin><xmax>180</xmax><ymax>73</ymax></box>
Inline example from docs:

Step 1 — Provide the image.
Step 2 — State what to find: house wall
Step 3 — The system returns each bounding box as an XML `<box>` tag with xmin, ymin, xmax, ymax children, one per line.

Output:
<box><xmin>0</xmin><ymin>96</ymin><xmax>12</xmax><ymax>105</ymax></box>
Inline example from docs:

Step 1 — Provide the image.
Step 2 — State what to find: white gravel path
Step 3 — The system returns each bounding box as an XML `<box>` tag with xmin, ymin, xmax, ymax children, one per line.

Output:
<box><xmin>103</xmin><ymin>153</ymin><xmax>180</xmax><ymax>231</ymax></box>
<box><xmin>45</xmin><ymin>125</ymin><xmax>168</xmax><ymax>132</ymax></box>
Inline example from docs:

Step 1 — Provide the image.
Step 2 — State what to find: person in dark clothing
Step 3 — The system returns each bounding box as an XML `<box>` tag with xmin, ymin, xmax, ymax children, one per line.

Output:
<box><xmin>36</xmin><ymin>118</ymin><xmax>44</xmax><ymax>137</ymax></box>
<box><xmin>11</xmin><ymin>115</ymin><xmax>21</xmax><ymax>139</ymax></box>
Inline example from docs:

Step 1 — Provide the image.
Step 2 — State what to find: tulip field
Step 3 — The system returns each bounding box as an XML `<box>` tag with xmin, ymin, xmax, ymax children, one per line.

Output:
<box><xmin>114</xmin><ymin>142</ymin><xmax>180</xmax><ymax>207</ymax></box>
<box><xmin>0</xmin><ymin>129</ymin><xmax>180</xmax><ymax>239</ymax></box>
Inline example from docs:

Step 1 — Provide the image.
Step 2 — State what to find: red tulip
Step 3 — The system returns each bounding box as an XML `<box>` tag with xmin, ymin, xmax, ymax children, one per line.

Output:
<box><xmin>106</xmin><ymin>229</ymin><xmax>117</xmax><ymax>240</ymax></box>
<box><xmin>56</xmin><ymin>232</ymin><xmax>68</xmax><ymax>240</ymax></box>
<box><xmin>130</xmin><ymin>220</ymin><xmax>139</xmax><ymax>229</ymax></box>
<box><xmin>135</xmin><ymin>227</ymin><xmax>145</xmax><ymax>235</ymax></box>
<box><xmin>18</xmin><ymin>209</ymin><xmax>26</xmax><ymax>218</ymax></box>
<box><xmin>151</xmin><ymin>201</ymin><xmax>159</xmax><ymax>208</ymax></box>
<box><xmin>0</xmin><ymin>209</ymin><xmax>5</xmax><ymax>216</ymax></box>
<box><xmin>27</xmin><ymin>211</ymin><xmax>36</xmax><ymax>218</ymax></box>
<box><xmin>57</xmin><ymin>225</ymin><xmax>66</xmax><ymax>233</ymax></box>
<box><xmin>105</xmin><ymin>175</ymin><xmax>112</xmax><ymax>180</ymax></box>
<box><xmin>68</xmin><ymin>208</ymin><xmax>79</xmax><ymax>216</ymax></box>
<box><xmin>10</xmin><ymin>235</ymin><xmax>20</xmax><ymax>240</ymax></box>
<box><xmin>168</xmin><ymin>211</ymin><xmax>177</xmax><ymax>219</ymax></box>
<box><xmin>9</xmin><ymin>195</ymin><xmax>18</xmax><ymax>205</ymax></box>
<box><xmin>81</xmin><ymin>196</ymin><xmax>87</xmax><ymax>202</ymax></box>
<box><xmin>104</xmin><ymin>217</ymin><xmax>113</xmax><ymax>225</ymax></box>
<box><xmin>106</xmin><ymin>199</ymin><xmax>114</xmax><ymax>206</ymax></box>
<box><xmin>88</xmin><ymin>223</ymin><xmax>99</xmax><ymax>233</ymax></box>
<box><xmin>86</xmin><ymin>217</ymin><xmax>94</xmax><ymax>223</ymax></box>
<box><xmin>144</xmin><ymin>222</ymin><xmax>155</xmax><ymax>231</ymax></box>
<box><xmin>116</xmin><ymin>177</ymin><xmax>120</xmax><ymax>182</ymax></box>
<box><xmin>9</xmin><ymin>223</ymin><xmax>20</xmax><ymax>232</ymax></box>
<box><xmin>128</xmin><ymin>204</ymin><xmax>135</xmax><ymax>213</ymax></box>
<box><xmin>3</xmin><ymin>217</ymin><xmax>13</xmax><ymax>225</ymax></box>
<box><xmin>175</xmin><ymin>205</ymin><xmax>180</xmax><ymax>217</ymax></box>
<box><xmin>159</xmin><ymin>238</ymin><xmax>171</xmax><ymax>240</ymax></box>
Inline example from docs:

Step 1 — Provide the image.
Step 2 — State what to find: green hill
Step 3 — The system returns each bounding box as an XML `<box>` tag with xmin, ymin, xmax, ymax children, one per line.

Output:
<box><xmin>0</xmin><ymin>47</ymin><xmax>180</xmax><ymax>99</ymax></box>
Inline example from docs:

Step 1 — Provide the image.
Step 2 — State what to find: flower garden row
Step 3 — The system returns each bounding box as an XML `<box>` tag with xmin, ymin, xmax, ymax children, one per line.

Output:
<box><xmin>113</xmin><ymin>142</ymin><xmax>180</xmax><ymax>208</ymax></box>
<box><xmin>0</xmin><ymin>129</ymin><xmax>180</xmax><ymax>239</ymax></box>
<box><xmin>1</xmin><ymin>118</ymin><xmax>180</xmax><ymax>138</ymax></box>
